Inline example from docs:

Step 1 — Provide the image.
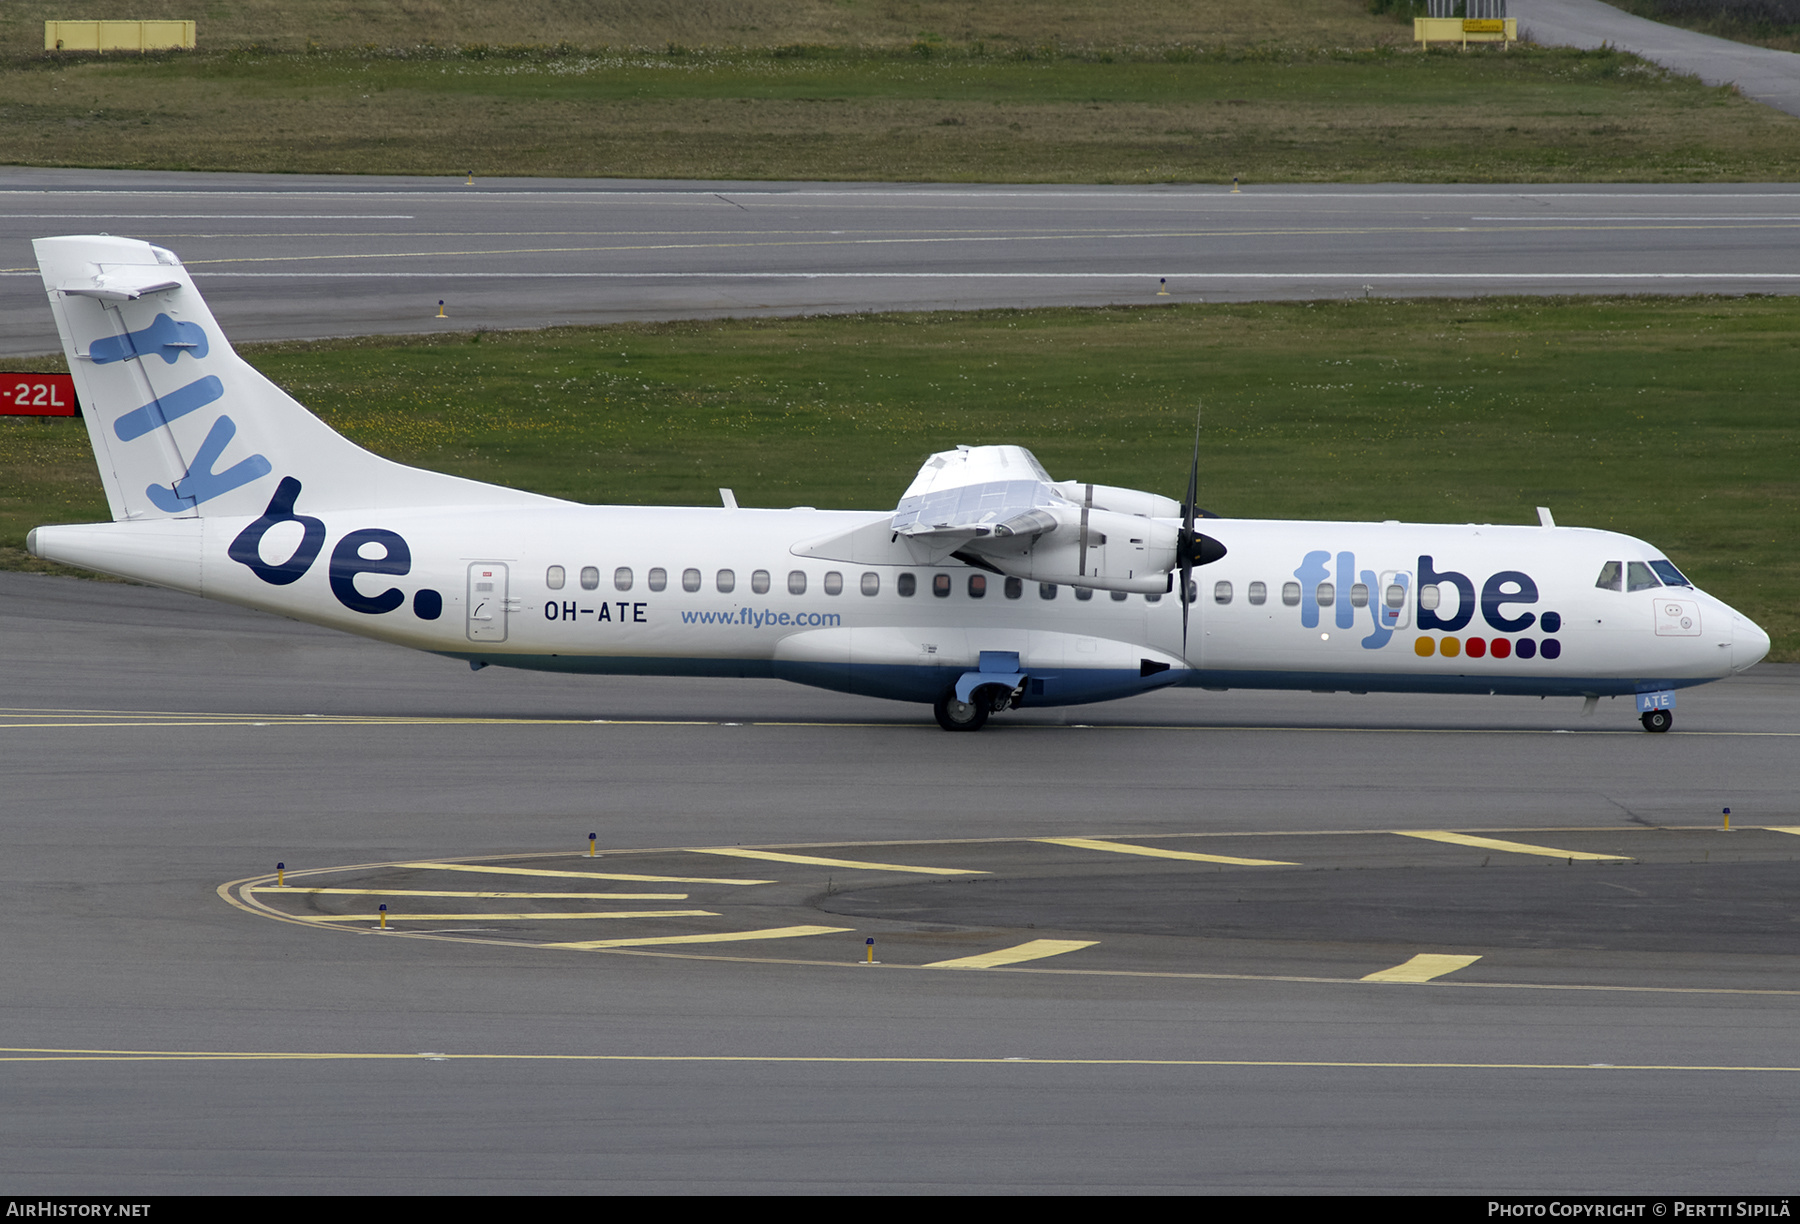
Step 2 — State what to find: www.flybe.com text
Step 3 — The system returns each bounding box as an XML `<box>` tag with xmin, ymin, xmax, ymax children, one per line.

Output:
<box><xmin>681</xmin><ymin>608</ymin><xmax>842</xmax><ymax>629</ymax></box>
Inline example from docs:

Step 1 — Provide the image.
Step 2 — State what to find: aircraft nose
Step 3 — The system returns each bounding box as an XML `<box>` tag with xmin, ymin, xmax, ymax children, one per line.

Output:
<box><xmin>1733</xmin><ymin>613</ymin><xmax>1771</xmax><ymax>673</ymax></box>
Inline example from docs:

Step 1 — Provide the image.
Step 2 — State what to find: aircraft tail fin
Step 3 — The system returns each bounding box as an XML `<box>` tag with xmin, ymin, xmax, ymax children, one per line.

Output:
<box><xmin>34</xmin><ymin>235</ymin><xmax>559</xmax><ymax>522</ymax></box>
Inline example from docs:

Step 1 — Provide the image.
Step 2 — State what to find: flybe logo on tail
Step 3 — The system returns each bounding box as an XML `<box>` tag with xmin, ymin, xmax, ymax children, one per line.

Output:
<box><xmin>98</xmin><ymin>318</ymin><xmax>270</xmax><ymax>512</ymax></box>
<box><xmin>1295</xmin><ymin>551</ymin><xmax>1563</xmax><ymax>659</ymax></box>
<box><xmin>90</xmin><ymin>313</ymin><xmax>208</xmax><ymax>365</ymax></box>
<box><xmin>230</xmin><ymin>478</ymin><xmax>443</xmax><ymax>621</ymax></box>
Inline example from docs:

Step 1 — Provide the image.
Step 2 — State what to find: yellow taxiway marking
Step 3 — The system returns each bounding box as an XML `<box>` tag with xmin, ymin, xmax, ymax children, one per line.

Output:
<box><xmin>1362</xmin><ymin>954</ymin><xmax>1484</xmax><ymax>983</ymax></box>
<box><xmin>1396</xmin><ymin>831</ymin><xmax>1630</xmax><ymax>861</ymax></box>
<box><xmin>548</xmin><ymin>924</ymin><xmax>852</xmax><ymax>950</ymax></box>
<box><xmin>247</xmin><ymin>887</ymin><xmax>687</xmax><ymax>900</ymax></box>
<box><xmin>925</xmin><ymin>940</ymin><xmax>1099</xmax><ymax>969</ymax></box>
<box><xmin>688</xmin><ymin>847</ymin><xmax>985</xmax><ymax>875</ymax></box>
<box><xmin>7</xmin><ymin>1046</ymin><xmax>1800</xmax><ymax>1072</ymax></box>
<box><xmin>392</xmin><ymin>861</ymin><xmax>770</xmax><ymax>885</ymax></box>
<box><xmin>1766</xmin><ymin>827</ymin><xmax>1800</xmax><ymax>837</ymax></box>
<box><xmin>1036</xmin><ymin>836</ymin><xmax>1297</xmax><ymax>867</ymax></box>
<box><xmin>303</xmin><ymin>910</ymin><xmax>717</xmax><ymax>923</ymax></box>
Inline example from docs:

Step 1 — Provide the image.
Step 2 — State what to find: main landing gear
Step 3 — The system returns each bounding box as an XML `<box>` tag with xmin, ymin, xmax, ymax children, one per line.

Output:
<box><xmin>1640</xmin><ymin>709</ymin><xmax>1673</xmax><ymax>733</ymax></box>
<box><xmin>933</xmin><ymin>690</ymin><xmax>989</xmax><ymax>732</ymax></box>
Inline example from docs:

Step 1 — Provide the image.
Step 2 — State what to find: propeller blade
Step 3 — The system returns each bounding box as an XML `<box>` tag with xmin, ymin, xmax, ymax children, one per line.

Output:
<box><xmin>1181</xmin><ymin>414</ymin><xmax>1200</xmax><ymax>656</ymax></box>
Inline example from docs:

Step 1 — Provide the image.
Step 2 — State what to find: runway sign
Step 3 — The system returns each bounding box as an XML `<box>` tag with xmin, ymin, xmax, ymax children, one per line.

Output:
<box><xmin>2</xmin><ymin>373</ymin><xmax>78</xmax><ymax>417</ymax></box>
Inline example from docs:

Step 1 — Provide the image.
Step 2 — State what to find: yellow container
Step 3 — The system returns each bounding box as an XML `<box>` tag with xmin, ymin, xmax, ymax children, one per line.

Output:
<box><xmin>1413</xmin><ymin>16</ymin><xmax>1516</xmax><ymax>46</ymax></box>
<box><xmin>45</xmin><ymin>20</ymin><xmax>196</xmax><ymax>52</ymax></box>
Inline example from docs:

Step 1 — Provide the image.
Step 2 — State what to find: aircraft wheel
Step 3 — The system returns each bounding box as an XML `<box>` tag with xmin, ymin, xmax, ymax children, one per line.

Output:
<box><xmin>1640</xmin><ymin>709</ymin><xmax>1673</xmax><ymax>733</ymax></box>
<box><xmin>934</xmin><ymin>691</ymin><xmax>989</xmax><ymax>732</ymax></box>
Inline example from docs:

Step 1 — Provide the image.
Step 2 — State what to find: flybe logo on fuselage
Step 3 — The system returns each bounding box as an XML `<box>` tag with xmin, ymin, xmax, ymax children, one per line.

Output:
<box><xmin>230</xmin><ymin>477</ymin><xmax>443</xmax><ymax>621</ymax></box>
<box><xmin>1294</xmin><ymin>551</ymin><xmax>1563</xmax><ymax>659</ymax></box>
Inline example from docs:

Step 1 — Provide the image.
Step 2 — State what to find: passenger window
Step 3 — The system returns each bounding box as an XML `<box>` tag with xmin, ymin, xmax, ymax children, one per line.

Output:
<box><xmin>1187</xmin><ymin>580</ymin><xmax>1197</xmax><ymax>604</ymax></box>
<box><xmin>1004</xmin><ymin>577</ymin><xmax>1022</xmax><ymax>600</ymax></box>
<box><xmin>1214</xmin><ymin>580</ymin><xmax>1232</xmax><ymax>605</ymax></box>
<box><xmin>932</xmin><ymin>574</ymin><xmax>951</xmax><ymax>598</ymax></box>
<box><xmin>1111</xmin><ymin>589</ymin><xmax>1128</xmax><ymax>602</ymax></box>
<box><xmin>1282</xmin><ymin>582</ymin><xmax>1301</xmax><ymax>607</ymax></box>
<box><xmin>1649</xmin><ymin>559</ymin><xmax>1690</xmax><ymax>588</ymax></box>
<box><xmin>1039</xmin><ymin>583</ymin><xmax>1058</xmax><ymax>600</ymax></box>
<box><xmin>788</xmin><ymin>570</ymin><xmax>807</xmax><ymax>595</ymax></box>
<box><xmin>1144</xmin><ymin>590</ymin><xmax>1160</xmax><ymax>604</ymax></box>
<box><xmin>968</xmin><ymin>574</ymin><xmax>987</xmax><ymax>599</ymax></box>
<box><xmin>717</xmin><ymin>569</ymin><xmax>735</xmax><ymax>594</ymax></box>
<box><xmin>614</xmin><ymin>567</ymin><xmax>633</xmax><ymax>592</ymax></box>
<box><xmin>898</xmin><ymin>572</ymin><xmax>917</xmax><ymax>597</ymax></box>
<box><xmin>1420</xmin><ymin>584</ymin><xmax>1441</xmax><ymax>610</ymax></box>
<box><xmin>546</xmin><ymin>565</ymin><xmax>566</xmax><ymax>590</ymax></box>
<box><xmin>824</xmin><ymin>571</ymin><xmax>843</xmax><ymax>595</ymax></box>
<box><xmin>682</xmin><ymin>568</ymin><xmax>702</xmax><ymax>593</ymax></box>
<box><xmin>1626</xmin><ymin>561</ymin><xmax>1661</xmax><ymax>592</ymax></box>
<box><xmin>647</xmin><ymin>567</ymin><xmax>667</xmax><ymax>592</ymax></box>
<box><xmin>752</xmin><ymin>570</ymin><xmax>771</xmax><ymax>595</ymax></box>
<box><xmin>580</xmin><ymin>566</ymin><xmax>600</xmax><ymax>591</ymax></box>
<box><xmin>1385</xmin><ymin>584</ymin><xmax>1406</xmax><ymax>609</ymax></box>
<box><xmin>1595</xmin><ymin>561</ymin><xmax>1622</xmax><ymax>592</ymax></box>
<box><xmin>1248</xmin><ymin>581</ymin><xmax>1266</xmax><ymax>606</ymax></box>
<box><xmin>861</xmin><ymin>572</ymin><xmax>880</xmax><ymax>596</ymax></box>
<box><xmin>1350</xmin><ymin>583</ymin><xmax>1369</xmax><ymax>609</ymax></box>
<box><xmin>1316</xmin><ymin>582</ymin><xmax>1335</xmax><ymax>607</ymax></box>
<box><xmin>1075</xmin><ymin>586</ymin><xmax>1094</xmax><ymax>602</ymax></box>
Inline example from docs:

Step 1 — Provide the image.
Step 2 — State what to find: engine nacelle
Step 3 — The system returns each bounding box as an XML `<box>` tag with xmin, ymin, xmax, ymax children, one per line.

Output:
<box><xmin>973</xmin><ymin>508</ymin><xmax>1180</xmax><ymax>594</ymax></box>
<box><xmin>1050</xmin><ymin>481</ymin><xmax>1183</xmax><ymax>521</ymax></box>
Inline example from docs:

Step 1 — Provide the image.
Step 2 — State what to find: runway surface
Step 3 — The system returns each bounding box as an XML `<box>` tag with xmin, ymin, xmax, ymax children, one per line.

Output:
<box><xmin>3</xmin><ymin>571</ymin><xmax>1796</xmax><ymax>1192</ymax></box>
<box><xmin>6</xmin><ymin>168</ymin><xmax>1800</xmax><ymax>356</ymax></box>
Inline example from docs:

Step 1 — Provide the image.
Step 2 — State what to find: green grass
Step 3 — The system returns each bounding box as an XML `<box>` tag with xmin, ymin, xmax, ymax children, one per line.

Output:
<box><xmin>2</xmin><ymin>42</ymin><xmax>1796</xmax><ymax>182</ymax></box>
<box><xmin>4</xmin><ymin>298</ymin><xmax>1796</xmax><ymax>658</ymax></box>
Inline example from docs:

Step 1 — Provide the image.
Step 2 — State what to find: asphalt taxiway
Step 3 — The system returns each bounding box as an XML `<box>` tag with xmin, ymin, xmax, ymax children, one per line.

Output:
<box><xmin>2</xmin><ymin>571</ymin><xmax>1795</xmax><ymax>1192</ymax></box>
<box><xmin>6</xmin><ymin>169</ymin><xmax>1800</xmax><ymax>355</ymax></box>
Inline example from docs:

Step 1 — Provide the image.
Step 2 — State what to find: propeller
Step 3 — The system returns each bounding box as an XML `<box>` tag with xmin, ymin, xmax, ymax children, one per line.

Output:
<box><xmin>1176</xmin><ymin>410</ymin><xmax>1228</xmax><ymax>658</ymax></box>
<box><xmin>1180</xmin><ymin>418</ymin><xmax>1199</xmax><ymax>656</ymax></box>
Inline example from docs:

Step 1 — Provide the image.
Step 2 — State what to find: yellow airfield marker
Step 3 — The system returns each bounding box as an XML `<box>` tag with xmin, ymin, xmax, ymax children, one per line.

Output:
<box><xmin>1767</xmin><ymin>826</ymin><xmax>1800</xmax><ymax>837</ymax></box>
<box><xmin>1035</xmin><ymin>836</ymin><xmax>1296</xmax><ymax>867</ymax></box>
<box><xmin>547</xmin><ymin>925</ymin><xmax>852</xmax><ymax>950</ymax></box>
<box><xmin>688</xmin><ymin>847</ymin><xmax>985</xmax><ymax>875</ymax></box>
<box><xmin>926</xmin><ymin>939</ymin><xmax>1099</xmax><ymax>970</ymax></box>
<box><xmin>1396</xmin><ymin>831</ymin><xmax>1629</xmax><ymax>861</ymax></box>
<box><xmin>391</xmin><ymin>861</ymin><xmax>771</xmax><ymax>885</ymax></box>
<box><xmin>1362</xmin><ymin>954</ymin><xmax>1483</xmax><ymax>983</ymax></box>
<box><xmin>309</xmin><ymin>910</ymin><xmax>718</xmax><ymax>923</ymax></box>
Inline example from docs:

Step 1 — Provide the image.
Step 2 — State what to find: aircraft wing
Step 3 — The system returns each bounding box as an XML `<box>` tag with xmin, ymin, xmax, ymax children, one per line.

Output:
<box><xmin>890</xmin><ymin>445</ymin><xmax>1068</xmax><ymax>540</ymax></box>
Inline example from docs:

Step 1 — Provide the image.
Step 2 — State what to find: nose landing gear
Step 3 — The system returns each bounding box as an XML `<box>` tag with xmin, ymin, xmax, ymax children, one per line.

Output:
<box><xmin>1640</xmin><ymin>708</ymin><xmax>1673</xmax><ymax>733</ymax></box>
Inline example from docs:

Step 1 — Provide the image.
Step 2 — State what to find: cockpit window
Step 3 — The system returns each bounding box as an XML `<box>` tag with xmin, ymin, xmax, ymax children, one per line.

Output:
<box><xmin>1595</xmin><ymin>561</ymin><xmax>1622</xmax><ymax>592</ymax></box>
<box><xmin>1649</xmin><ymin>559</ymin><xmax>1691</xmax><ymax>587</ymax></box>
<box><xmin>1626</xmin><ymin>561</ymin><xmax>1661</xmax><ymax>592</ymax></box>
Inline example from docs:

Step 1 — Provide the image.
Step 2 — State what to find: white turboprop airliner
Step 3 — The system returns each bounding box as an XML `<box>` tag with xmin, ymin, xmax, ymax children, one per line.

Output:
<box><xmin>27</xmin><ymin>235</ymin><xmax>1771</xmax><ymax>731</ymax></box>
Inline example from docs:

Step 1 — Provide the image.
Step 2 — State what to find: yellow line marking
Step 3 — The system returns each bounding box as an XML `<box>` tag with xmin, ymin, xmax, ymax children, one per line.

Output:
<box><xmin>1362</xmin><ymin>954</ymin><xmax>1484</xmax><ymax>983</ymax></box>
<box><xmin>1767</xmin><ymin>827</ymin><xmax>1800</xmax><ymax>837</ymax></box>
<box><xmin>1036</xmin><ymin>836</ymin><xmax>1296</xmax><ymax>866</ymax></box>
<box><xmin>688</xmin><ymin>848</ymin><xmax>985</xmax><ymax>875</ymax></box>
<box><xmin>547</xmin><ymin>925</ymin><xmax>853</xmax><ymax>950</ymax></box>
<box><xmin>303</xmin><ymin>910</ymin><xmax>718</xmax><ymax>922</ymax></box>
<box><xmin>4</xmin><ymin>1047</ymin><xmax>1799</xmax><ymax>1072</ymax></box>
<box><xmin>1396</xmin><ymin>831</ymin><xmax>1630</xmax><ymax>861</ymax></box>
<box><xmin>925</xmin><ymin>939</ymin><xmax>1099</xmax><ymax>969</ymax></box>
<box><xmin>247</xmin><ymin>887</ymin><xmax>688</xmax><ymax>899</ymax></box>
<box><xmin>392</xmin><ymin>862</ymin><xmax>771</xmax><ymax>885</ymax></box>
